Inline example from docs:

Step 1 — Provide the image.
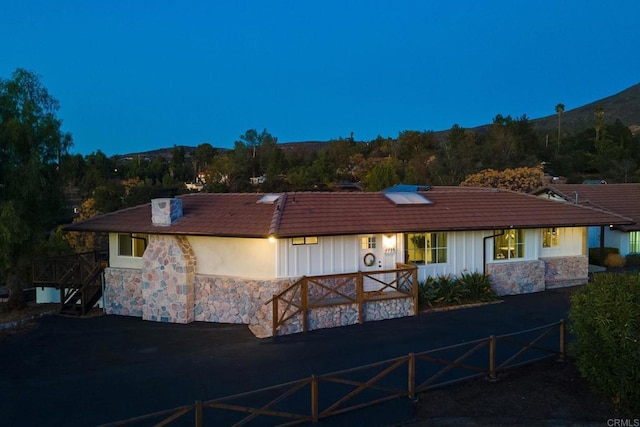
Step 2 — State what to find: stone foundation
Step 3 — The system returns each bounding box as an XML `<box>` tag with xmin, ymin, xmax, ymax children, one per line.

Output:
<box><xmin>104</xmin><ymin>266</ymin><xmax>414</xmax><ymax>338</ymax></box>
<box><xmin>142</xmin><ymin>235</ymin><xmax>196</xmax><ymax>323</ymax></box>
<box><xmin>487</xmin><ymin>260</ymin><xmax>545</xmax><ymax>296</ymax></box>
<box><xmin>103</xmin><ymin>267</ymin><xmax>144</xmax><ymax>317</ymax></box>
<box><xmin>541</xmin><ymin>255</ymin><xmax>588</xmax><ymax>289</ymax></box>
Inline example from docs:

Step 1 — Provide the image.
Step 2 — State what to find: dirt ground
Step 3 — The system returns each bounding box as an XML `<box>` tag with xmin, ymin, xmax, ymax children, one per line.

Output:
<box><xmin>405</xmin><ymin>358</ymin><xmax>632</xmax><ymax>426</ymax></box>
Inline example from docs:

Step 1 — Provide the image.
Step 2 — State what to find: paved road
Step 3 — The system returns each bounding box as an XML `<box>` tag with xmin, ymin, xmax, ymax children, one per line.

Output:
<box><xmin>0</xmin><ymin>288</ymin><xmax>575</xmax><ymax>426</ymax></box>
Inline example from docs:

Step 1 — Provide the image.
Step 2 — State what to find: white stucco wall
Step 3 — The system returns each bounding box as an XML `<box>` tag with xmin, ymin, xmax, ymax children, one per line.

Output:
<box><xmin>187</xmin><ymin>235</ymin><xmax>276</xmax><ymax>278</ymax></box>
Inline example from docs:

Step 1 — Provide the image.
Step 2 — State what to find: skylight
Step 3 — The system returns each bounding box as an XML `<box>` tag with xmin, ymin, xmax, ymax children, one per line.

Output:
<box><xmin>384</xmin><ymin>192</ymin><xmax>432</xmax><ymax>205</ymax></box>
<box><xmin>257</xmin><ymin>193</ymin><xmax>282</xmax><ymax>204</ymax></box>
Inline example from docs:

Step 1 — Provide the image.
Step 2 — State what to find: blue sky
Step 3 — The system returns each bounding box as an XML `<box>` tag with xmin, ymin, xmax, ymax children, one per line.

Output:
<box><xmin>2</xmin><ymin>1</ymin><xmax>639</xmax><ymax>156</ymax></box>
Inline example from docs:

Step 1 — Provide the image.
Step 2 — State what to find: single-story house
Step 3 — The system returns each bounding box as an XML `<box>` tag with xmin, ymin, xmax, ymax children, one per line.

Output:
<box><xmin>56</xmin><ymin>186</ymin><xmax>630</xmax><ymax>337</ymax></box>
<box><xmin>533</xmin><ymin>183</ymin><xmax>640</xmax><ymax>256</ymax></box>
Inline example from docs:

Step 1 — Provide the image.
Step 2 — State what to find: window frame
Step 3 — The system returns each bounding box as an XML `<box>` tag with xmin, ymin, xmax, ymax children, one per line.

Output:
<box><xmin>542</xmin><ymin>227</ymin><xmax>560</xmax><ymax>248</ymax></box>
<box><xmin>493</xmin><ymin>229</ymin><xmax>525</xmax><ymax>260</ymax></box>
<box><xmin>630</xmin><ymin>231</ymin><xmax>640</xmax><ymax>253</ymax></box>
<box><xmin>292</xmin><ymin>236</ymin><xmax>318</xmax><ymax>246</ymax></box>
<box><xmin>117</xmin><ymin>233</ymin><xmax>148</xmax><ymax>258</ymax></box>
<box><xmin>404</xmin><ymin>232</ymin><xmax>448</xmax><ymax>264</ymax></box>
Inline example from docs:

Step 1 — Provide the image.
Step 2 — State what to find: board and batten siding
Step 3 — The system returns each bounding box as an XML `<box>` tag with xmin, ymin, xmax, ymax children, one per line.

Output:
<box><xmin>277</xmin><ymin>235</ymin><xmax>360</xmax><ymax>278</ymax></box>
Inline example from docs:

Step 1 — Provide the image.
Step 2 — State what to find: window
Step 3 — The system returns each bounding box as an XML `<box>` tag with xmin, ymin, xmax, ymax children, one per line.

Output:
<box><xmin>630</xmin><ymin>231</ymin><xmax>640</xmax><ymax>253</ymax></box>
<box><xmin>494</xmin><ymin>229</ymin><xmax>525</xmax><ymax>260</ymax></box>
<box><xmin>361</xmin><ymin>236</ymin><xmax>376</xmax><ymax>249</ymax></box>
<box><xmin>542</xmin><ymin>228</ymin><xmax>560</xmax><ymax>248</ymax></box>
<box><xmin>404</xmin><ymin>232</ymin><xmax>447</xmax><ymax>264</ymax></box>
<box><xmin>292</xmin><ymin>236</ymin><xmax>318</xmax><ymax>245</ymax></box>
<box><xmin>118</xmin><ymin>233</ymin><xmax>147</xmax><ymax>257</ymax></box>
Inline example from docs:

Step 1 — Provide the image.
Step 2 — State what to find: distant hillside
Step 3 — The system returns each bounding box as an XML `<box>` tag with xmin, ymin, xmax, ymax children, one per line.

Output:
<box><xmin>115</xmin><ymin>82</ymin><xmax>640</xmax><ymax>160</ymax></box>
<box><xmin>530</xmin><ymin>83</ymin><xmax>640</xmax><ymax>136</ymax></box>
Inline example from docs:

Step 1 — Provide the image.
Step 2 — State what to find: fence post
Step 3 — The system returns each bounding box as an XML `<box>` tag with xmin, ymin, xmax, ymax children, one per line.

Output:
<box><xmin>356</xmin><ymin>273</ymin><xmax>364</xmax><ymax>323</ymax></box>
<box><xmin>488</xmin><ymin>336</ymin><xmax>498</xmax><ymax>382</ymax></box>
<box><xmin>558</xmin><ymin>319</ymin><xmax>566</xmax><ymax>361</ymax></box>
<box><xmin>311</xmin><ymin>375</ymin><xmax>319</xmax><ymax>423</ymax></box>
<box><xmin>194</xmin><ymin>400</ymin><xmax>202</xmax><ymax>427</ymax></box>
<box><xmin>272</xmin><ymin>298</ymin><xmax>278</xmax><ymax>338</ymax></box>
<box><xmin>408</xmin><ymin>353</ymin><xmax>416</xmax><ymax>400</ymax></box>
<box><xmin>302</xmin><ymin>280</ymin><xmax>309</xmax><ymax>333</ymax></box>
<box><xmin>412</xmin><ymin>267</ymin><xmax>419</xmax><ymax>316</ymax></box>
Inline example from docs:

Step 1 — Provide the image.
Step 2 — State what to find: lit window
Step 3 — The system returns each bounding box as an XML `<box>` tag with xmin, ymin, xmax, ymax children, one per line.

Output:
<box><xmin>630</xmin><ymin>231</ymin><xmax>640</xmax><ymax>253</ymax></box>
<box><xmin>404</xmin><ymin>232</ymin><xmax>447</xmax><ymax>264</ymax></box>
<box><xmin>118</xmin><ymin>233</ymin><xmax>147</xmax><ymax>257</ymax></box>
<box><xmin>542</xmin><ymin>228</ymin><xmax>560</xmax><ymax>248</ymax></box>
<box><xmin>494</xmin><ymin>229</ymin><xmax>525</xmax><ymax>260</ymax></box>
<box><xmin>292</xmin><ymin>236</ymin><xmax>318</xmax><ymax>245</ymax></box>
<box><xmin>361</xmin><ymin>236</ymin><xmax>376</xmax><ymax>249</ymax></box>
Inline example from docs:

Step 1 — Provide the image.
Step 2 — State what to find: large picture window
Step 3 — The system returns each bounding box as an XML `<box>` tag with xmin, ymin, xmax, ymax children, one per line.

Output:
<box><xmin>494</xmin><ymin>229</ymin><xmax>525</xmax><ymax>260</ymax></box>
<box><xmin>405</xmin><ymin>232</ymin><xmax>447</xmax><ymax>264</ymax></box>
<box><xmin>630</xmin><ymin>231</ymin><xmax>640</xmax><ymax>253</ymax></box>
<box><xmin>118</xmin><ymin>233</ymin><xmax>147</xmax><ymax>257</ymax></box>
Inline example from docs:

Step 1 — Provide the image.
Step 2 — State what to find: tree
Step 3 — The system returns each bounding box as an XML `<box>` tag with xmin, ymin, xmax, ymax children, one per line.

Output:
<box><xmin>594</xmin><ymin>106</ymin><xmax>605</xmax><ymax>143</ymax></box>
<box><xmin>555</xmin><ymin>103</ymin><xmax>565</xmax><ymax>155</ymax></box>
<box><xmin>460</xmin><ymin>166</ymin><xmax>545</xmax><ymax>193</ymax></box>
<box><xmin>364</xmin><ymin>159</ymin><xmax>401</xmax><ymax>191</ymax></box>
<box><xmin>0</xmin><ymin>68</ymin><xmax>72</xmax><ymax>309</ymax></box>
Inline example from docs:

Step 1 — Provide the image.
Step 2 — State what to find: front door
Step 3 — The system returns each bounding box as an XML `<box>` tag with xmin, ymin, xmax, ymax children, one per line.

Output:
<box><xmin>359</xmin><ymin>234</ymin><xmax>385</xmax><ymax>292</ymax></box>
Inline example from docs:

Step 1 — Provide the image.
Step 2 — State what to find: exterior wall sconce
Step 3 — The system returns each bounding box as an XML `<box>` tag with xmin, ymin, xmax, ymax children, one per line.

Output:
<box><xmin>383</xmin><ymin>234</ymin><xmax>396</xmax><ymax>253</ymax></box>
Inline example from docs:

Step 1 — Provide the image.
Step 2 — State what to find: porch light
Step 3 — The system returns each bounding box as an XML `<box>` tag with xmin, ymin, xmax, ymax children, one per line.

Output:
<box><xmin>268</xmin><ymin>235</ymin><xmax>276</xmax><ymax>243</ymax></box>
<box><xmin>383</xmin><ymin>234</ymin><xmax>396</xmax><ymax>250</ymax></box>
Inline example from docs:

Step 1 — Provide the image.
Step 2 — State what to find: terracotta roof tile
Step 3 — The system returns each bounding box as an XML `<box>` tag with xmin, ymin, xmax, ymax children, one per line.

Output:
<box><xmin>543</xmin><ymin>183</ymin><xmax>640</xmax><ymax>232</ymax></box>
<box><xmin>66</xmin><ymin>187</ymin><xmax>633</xmax><ymax>237</ymax></box>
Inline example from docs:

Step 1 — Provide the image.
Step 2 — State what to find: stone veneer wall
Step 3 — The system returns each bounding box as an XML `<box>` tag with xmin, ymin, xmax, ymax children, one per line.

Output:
<box><xmin>193</xmin><ymin>275</ymin><xmax>291</xmax><ymax>338</ymax></box>
<box><xmin>103</xmin><ymin>232</ymin><xmax>415</xmax><ymax>338</ymax></box>
<box><xmin>103</xmin><ymin>267</ymin><xmax>144</xmax><ymax>317</ymax></box>
<box><xmin>141</xmin><ymin>235</ymin><xmax>196</xmax><ymax>323</ymax></box>
<box><xmin>487</xmin><ymin>260</ymin><xmax>546</xmax><ymax>296</ymax></box>
<box><xmin>541</xmin><ymin>255</ymin><xmax>588</xmax><ymax>289</ymax></box>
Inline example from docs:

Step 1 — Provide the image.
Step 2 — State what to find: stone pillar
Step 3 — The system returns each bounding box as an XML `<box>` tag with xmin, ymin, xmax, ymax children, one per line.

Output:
<box><xmin>142</xmin><ymin>235</ymin><xmax>196</xmax><ymax>323</ymax></box>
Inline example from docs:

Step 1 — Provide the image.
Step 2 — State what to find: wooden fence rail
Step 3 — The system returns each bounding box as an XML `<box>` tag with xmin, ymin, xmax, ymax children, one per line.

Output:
<box><xmin>267</xmin><ymin>264</ymin><xmax>419</xmax><ymax>336</ymax></box>
<box><xmin>99</xmin><ymin>320</ymin><xmax>565</xmax><ymax>427</ymax></box>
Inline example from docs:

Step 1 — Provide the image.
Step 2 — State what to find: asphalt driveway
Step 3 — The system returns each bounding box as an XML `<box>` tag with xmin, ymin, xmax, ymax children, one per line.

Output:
<box><xmin>0</xmin><ymin>287</ymin><xmax>576</xmax><ymax>426</ymax></box>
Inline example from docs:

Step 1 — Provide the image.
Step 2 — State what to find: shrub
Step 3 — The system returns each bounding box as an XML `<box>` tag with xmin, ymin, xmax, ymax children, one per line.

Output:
<box><xmin>457</xmin><ymin>272</ymin><xmax>497</xmax><ymax>302</ymax></box>
<box><xmin>589</xmin><ymin>247</ymin><xmax>619</xmax><ymax>266</ymax></box>
<box><xmin>418</xmin><ymin>272</ymin><xmax>498</xmax><ymax>309</ymax></box>
<box><xmin>625</xmin><ymin>253</ymin><xmax>640</xmax><ymax>268</ymax></box>
<box><xmin>569</xmin><ymin>272</ymin><xmax>640</xmax><ymax>414</ymax></box>
<box><xmin>603</xmin><ymin>253</ymin><xmax>625</xmax><ymax>268</ymax></box>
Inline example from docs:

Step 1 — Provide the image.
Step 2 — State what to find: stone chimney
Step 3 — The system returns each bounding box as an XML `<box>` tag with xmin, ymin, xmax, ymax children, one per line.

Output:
<box><xmin>151</xmin><ymin>198</ymin><xmax>183</xmax><ymax>226</ymax></box>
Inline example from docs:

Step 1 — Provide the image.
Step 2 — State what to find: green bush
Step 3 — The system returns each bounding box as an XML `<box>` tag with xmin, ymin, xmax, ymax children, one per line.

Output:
<box><xmin>569</xmin><ymin>272</ymin><xmax>640</xmax><ymax>413</ymax></box>
<box><xmin>625</xmin><ymin>253</ymin><xmax>640</xmax><ymax>268</ymax></box>
<box><xmin>588</xmin><ymin>247</ymin><xmax>619</xmax><ymax>266</ymax></box>
<box><xmin>418</xmin><ymin>272</ymin><xmax>498</xmax><ymax>309</ymax></box>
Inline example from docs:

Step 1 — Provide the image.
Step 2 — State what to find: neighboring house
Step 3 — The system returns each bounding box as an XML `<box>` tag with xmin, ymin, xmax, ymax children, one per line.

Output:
<box><xmin>533</xmin><ymin>183</ymin><xmax>640</xmax><ymax>256</ymax></box>
<box><xmin>59</xmin><ymin>187</ymin><xmax>630</xmax><ymax>337</ymax></box>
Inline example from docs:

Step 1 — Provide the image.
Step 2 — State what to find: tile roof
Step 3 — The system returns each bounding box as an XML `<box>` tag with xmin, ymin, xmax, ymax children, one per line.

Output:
<box><xmin>66</xmin><ymin>186</ymin><xmax>633</xmax><ymax>238</ymax></box>
<box><xmin>541</xmin><ymin>183</ymin><xmax>640</xmax><ymax>232</ymax></box>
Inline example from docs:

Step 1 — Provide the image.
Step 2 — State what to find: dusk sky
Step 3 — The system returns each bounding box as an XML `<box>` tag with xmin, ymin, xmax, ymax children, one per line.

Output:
<box><xmin>2</xmin><ymin>1</ymin><xmax>639</xmax><ymax>156</ymax></box>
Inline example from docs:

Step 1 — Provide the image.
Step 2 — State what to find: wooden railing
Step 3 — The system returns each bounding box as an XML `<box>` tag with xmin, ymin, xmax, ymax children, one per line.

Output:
<box><xmin>266</xmin><ymin>263</ymin><xmax>419</xmax><ymax>337</ymax></box>
<box><xmin>32</xmin><ymin>251</ymin><xmax>107</xmax><ymax>315</ymax></box>
<box><xmin>98</xmin><ymin>320</ymin><xmax>566</xmax><ymax>426</ymax></box>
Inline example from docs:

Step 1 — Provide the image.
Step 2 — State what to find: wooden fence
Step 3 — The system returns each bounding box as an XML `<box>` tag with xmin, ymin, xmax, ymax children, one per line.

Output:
<box><xmin>266</xmin><ymin>263</ymin><xmax>419</xmax><ymax>336</ymax></box>
<box><xmin>98</xmin><ymin>320</ymin><xmax>565</xmax><ymax>427</ymax></box>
